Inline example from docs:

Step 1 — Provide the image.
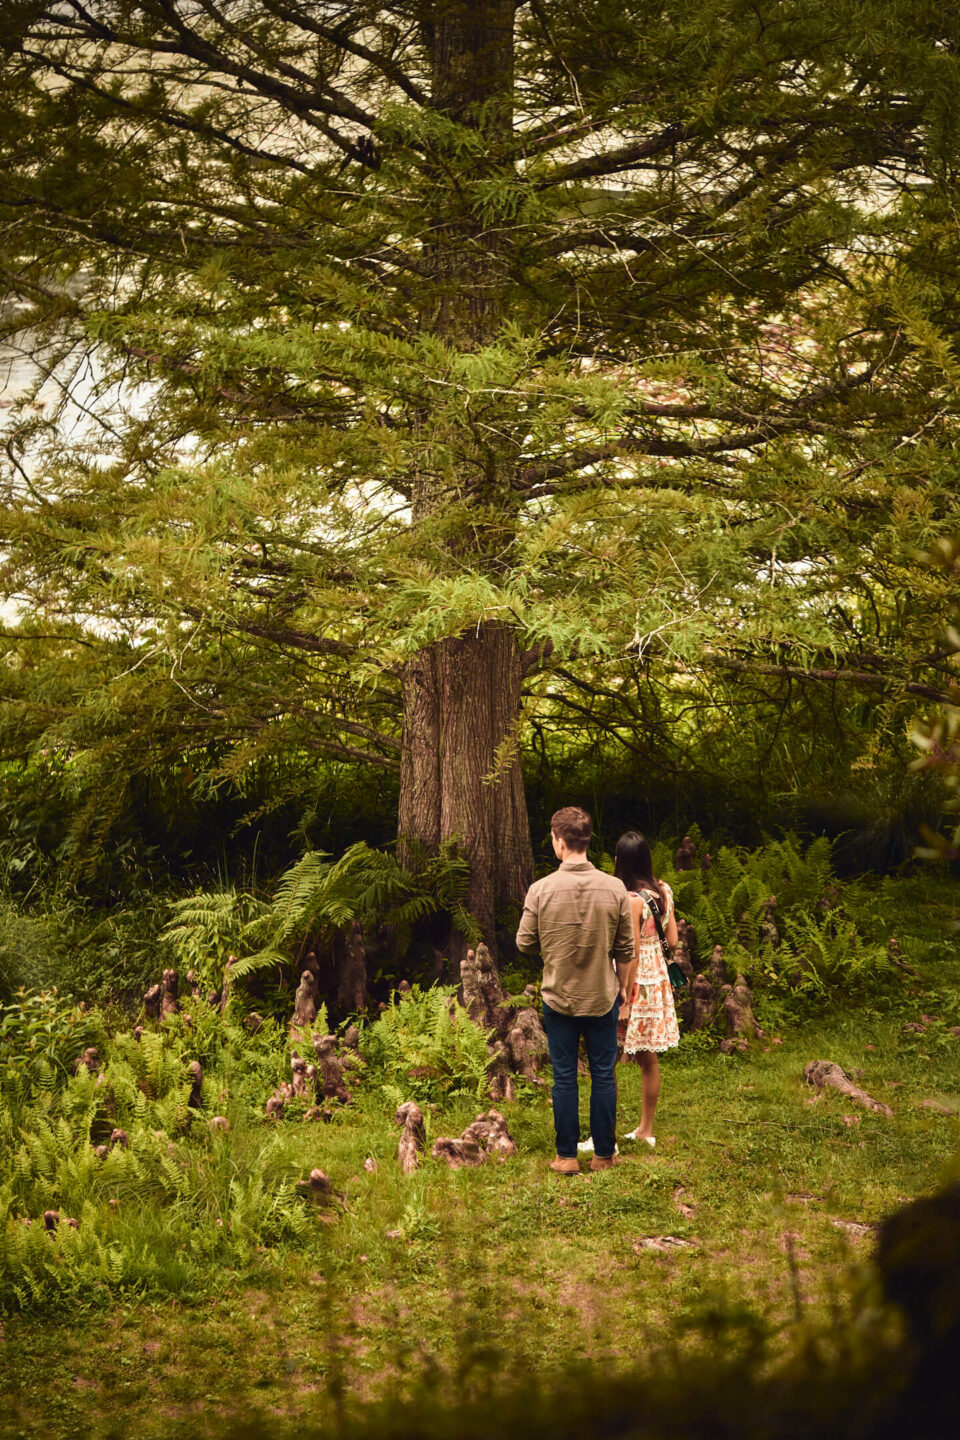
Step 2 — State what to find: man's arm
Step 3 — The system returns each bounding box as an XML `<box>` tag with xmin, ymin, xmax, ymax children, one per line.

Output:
<box><xmin>515</xmin><ymin>885</ymin><xmax>540</xmax><ymax>955</ymax></box>
<box><xmin>613</xmin><ymin>891</ymin><xmax>636</xmax><ymax>1004</ymax></box>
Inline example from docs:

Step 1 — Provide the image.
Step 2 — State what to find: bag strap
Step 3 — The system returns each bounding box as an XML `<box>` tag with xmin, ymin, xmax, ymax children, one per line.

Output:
<box><xmin>639</xmin><ymin>888</ymin><xmax>671</xmax><ymax>961</ymax></box>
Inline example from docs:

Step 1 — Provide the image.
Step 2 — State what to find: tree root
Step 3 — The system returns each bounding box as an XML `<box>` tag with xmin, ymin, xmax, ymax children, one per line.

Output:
<box><xmin>291</xmin><ymin>969</ymin><xmax>320</xmax><ymax>1034</ymax></box>
<box><xmin>461</xmin><ymin>1108</ymin><xmax>517</xmax><ymax>1157</ymax></box>
<box><xmin>461</xmin><ymin>943</ymin><xmax>549</xmax><ymax>1096</ymax></box>
<box><xmin>803</xmin><ymin>1059</ymin><xmax>894</xmax><ymax>1116</ymax></box>
<box><xmin>431</xmin><ymin>1109</ymin><xmax>517</xmax><ymax>1168</ymax></box>
<box><xmin>395</xmin><ymin>1100</ymin><xmax>426</xmax><ymax>1174</ymax></box>
<box><xmin>432</xmin><ymin>1135</ymin><xmax>485</xmax><ymax>1168</ymax></box>
<box><xmin>312</xmin><ymin>1034</ymin><xmax>352</xmax><ymax>1102</ymax></box>
<box><xmin>290</xmin><ymin>1053</ymin><xmax>312</xmax><ymax>1098</ymax></box>
<box><xmin>187</xmin><ymin>1059</ymin><xmax>203</xmax><ymax>1110</ymax></box>
<box><xmin>161</xmin><ymin>968</ymin><xmax>179</xmax><ymax>1019</ymax></box>
<box><xmin>266</xmin><ymin>1034</ymin><xmax>353</xmax><ymax>1118</ymax></box>
<box><xmin>43</xmin><ymin>1210</ymin><xmax>79</xmax><ymax>1232</ymax></box>
<box><xmin>759</xmin><ymin>896</ymin><xmax>780</xmax><ymax>950</ymax></box>
<box><xmin>723</xmin><ymin>974</ymin><xmax>763</xmax><ymax>1041</ymax></box>
<box><xmin>335</xmin><ymin>920</ymin><xmax>368</xmax><ymax>1016</ymax></box>
<box><xmin>219</xmin><ymin>955</ymin><xmax>235</xmax><ymax>1014</ymax></box>
<box><xmin>672</xmin><ymin>921</ymin><xmax>695</xmax><ymax>982</ymax></box>
<box><xmin>296</xmin><ymin>1168</ymin><xmax>334</xmax><ymax>1204</ymax></box>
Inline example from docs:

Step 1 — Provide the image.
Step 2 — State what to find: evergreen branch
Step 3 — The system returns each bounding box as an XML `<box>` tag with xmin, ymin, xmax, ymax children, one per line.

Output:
<box><xmin>539</xmin><ymin>121</ymin><xmax>693</xmax><ymax>185</ymax></box>
<box><xmin>293</xmin><ymin>734</ymin><xmax>400</xmax><ymax>771</ymax></box>
<box><xmin>191</xmin><ymin>0</ymin><xmax>342</xmax><ymax>95</ymax></box>
<box><xmin>709</xmin><ymin>657</ymin><xmax>956</xmax><ymax>706</ymax></box>
<box><xmin>185</xmin><ymin>612</ymin><xmax>357</xmax><ymax>660</ymax></box>
<box><xmin>34</xmin><ymin>2</ymin><xmax>375</xmax><ymax>163</ymax></box>
<box><xmin>259</xmin><ymin>0</ymin><xmax>429</xmax><ymax>106</ymax></box>
<box><xmin>516</xmin><ymin>369</ymin><xmax>877</xmax><ymax>491</ymax></box>
<box><xmin>536</xmin><ymin>115</ymin><xmax>877</xmax><ymax>260</ymax></box>
<box><xmin>2</xmin><ymin>181</ymin><xmax>224</xmax><ymax>265</ymax></box>
<box><xmin>147</xmin><ymin>0</ymin><xmax>379</xmax><ymax>133</ymax></box>
<box><xmin>17</xmin><ymin>46</ymin><xmax>313</xmax><ymax>175</ymax></box>
<box><xmin>527</xmin><ymin>0</ymin><xmax>586</xmax><ymax>121</ymax></box>
<box><xmin>537</xmin><ymin>687</ymin><xmax>649</xmax><ymax>758</ymax></box>
<box><xmin>515</xmin><ymin>110</ymin><xmax>607</xmax><ymax>157</ymax></box>
<box><xmin>336</xmin><ymin>720</ymin><xmax>402</xmax><ymax>752</ymax></box>
<box><xmin>116</xmin><ymin>344</ymin><xmax>320</xmax><ymax>422</ymax></box>
<box><xmin>520</xmin><ymin>637</ymin><xmax>554</xmax><ymax>678</ymax></box>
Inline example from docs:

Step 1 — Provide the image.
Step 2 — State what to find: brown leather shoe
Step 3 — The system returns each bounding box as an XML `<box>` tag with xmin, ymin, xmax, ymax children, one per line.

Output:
<box><xmin>549</xmin><ymin>1156</ymin><xmax>580</xmax><ymax>1175</ymax></box>
<box><xmin>589</xmin><ymin>1154</ymin><xmax>617</xmax><ymax>1171</ymax></box>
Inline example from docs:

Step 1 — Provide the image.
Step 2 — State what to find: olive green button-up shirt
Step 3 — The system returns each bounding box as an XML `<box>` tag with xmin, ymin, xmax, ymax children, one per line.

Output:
<box><xmin>515</xmin><ymin>858</ymin><xmax>635</xmax><ymax>1017</ymax></box>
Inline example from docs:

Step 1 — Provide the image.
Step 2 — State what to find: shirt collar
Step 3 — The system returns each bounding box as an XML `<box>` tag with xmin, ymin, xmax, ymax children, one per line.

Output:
<box><xmin>560</xmin><ymin>858</ymin><xmax>593</xmax><ymax>871</ymax></box>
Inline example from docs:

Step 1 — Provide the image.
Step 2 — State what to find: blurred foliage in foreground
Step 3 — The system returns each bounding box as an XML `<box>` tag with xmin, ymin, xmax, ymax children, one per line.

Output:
<box><xmin>209</xmin><ymin>1262</ymin><xmax>958</xmax><ymax>1440</ymax></box>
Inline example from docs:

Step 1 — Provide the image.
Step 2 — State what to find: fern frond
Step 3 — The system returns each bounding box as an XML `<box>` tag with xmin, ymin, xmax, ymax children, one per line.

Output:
<box><xmin>228</xmin><ymin>948</ymin><xmax>288</xmax><ymax>981</ymax></box>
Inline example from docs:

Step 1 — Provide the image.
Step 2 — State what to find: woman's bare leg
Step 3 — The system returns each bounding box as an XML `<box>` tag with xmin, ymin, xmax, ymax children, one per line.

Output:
<box><xmin>634</xmin><ymin>1051</ymin><xmax>660</xmax><ymax>1138</ymax></box>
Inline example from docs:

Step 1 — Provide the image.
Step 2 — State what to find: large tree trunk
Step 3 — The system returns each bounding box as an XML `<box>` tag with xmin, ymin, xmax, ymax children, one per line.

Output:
<box><xmin>399</xmin><ymin>621</ymin><xmax>533</xmax><ymax>967</ymax></box>
<box><xmin>398</xmin><ymin>5</ymin><xmax>530</xmax><ymax>967</ymax></box>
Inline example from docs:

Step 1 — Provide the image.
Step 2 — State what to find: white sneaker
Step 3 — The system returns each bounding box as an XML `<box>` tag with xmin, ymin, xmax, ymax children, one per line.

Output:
<box><xmin>577</xmin><ymin>1138</ymin><xmax>618</xmax><ymax>1155</ymax></box>
<box><xmin>624</xmin><ymin>1129</ymin><xmax>656</xmax><ymax>1148</ymax></box>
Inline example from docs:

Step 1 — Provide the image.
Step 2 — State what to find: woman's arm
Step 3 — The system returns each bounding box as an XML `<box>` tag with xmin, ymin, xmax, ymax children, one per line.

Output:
<box><xmin>664</xmin><ymin>887</ymin><xmax>679</xmax><ymax>949</ymax></box>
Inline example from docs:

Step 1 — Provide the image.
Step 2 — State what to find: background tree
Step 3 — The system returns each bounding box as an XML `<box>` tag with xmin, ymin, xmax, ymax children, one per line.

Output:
<box><xmin>2</xmin><ymin>2</ymin><xmax>960</xmax><ymax>959</ymax></box>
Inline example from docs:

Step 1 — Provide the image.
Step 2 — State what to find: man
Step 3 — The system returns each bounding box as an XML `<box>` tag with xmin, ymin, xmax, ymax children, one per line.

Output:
<box><xmin>516</xmin><ymin>806</ymin><xmax>635</xmax><ymax>1174</ymax></box>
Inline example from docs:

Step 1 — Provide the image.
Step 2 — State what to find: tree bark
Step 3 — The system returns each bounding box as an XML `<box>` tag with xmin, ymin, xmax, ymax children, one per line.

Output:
<box><xmin>333</xmin><ymin>920</ymin><xmax>368</xmax><ymax>1018</ymax></box>
<box><xmin>424</xmin><ymin>0</ymin><xmax>515</xmax><ymax>346</ymax></box>
<box><xmin>398</xmin><ymin>6</ymin><xmax>531</xmax><ymax>967</ymax></box>
<box><xmin>399</xmin><ymin>622</ymin><xmax>533</xmax><ymax>965</ymax></box>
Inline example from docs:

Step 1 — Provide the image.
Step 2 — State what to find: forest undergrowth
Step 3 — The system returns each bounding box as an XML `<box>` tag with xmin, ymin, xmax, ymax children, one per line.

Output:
<box><xmin>0</xmin><ymin>839</ymin><xmax>958</xmax><ymax>1438</ymax></box>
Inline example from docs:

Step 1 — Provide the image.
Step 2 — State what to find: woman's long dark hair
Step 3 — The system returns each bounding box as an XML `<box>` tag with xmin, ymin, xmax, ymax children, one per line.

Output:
<box><xmin>614</xmin><ymin>831</ymin><xmax>666</xmax><ymax>910</ymax></box>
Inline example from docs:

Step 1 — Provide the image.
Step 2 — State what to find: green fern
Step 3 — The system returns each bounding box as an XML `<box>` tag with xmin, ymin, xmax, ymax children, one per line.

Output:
<box><xmin>364</xmin><ymin>984</ymin><xmax>493</xmax><ymax>1103</ymax></box>
<box><xmin>197</xmin><ymin>839</ymin><xmax>479</xmax><ymax>987</ymax></box>
<box><xmin>161</xmin><ymin>889</ymin><xmax>272</xmax><ymax>985</ymax></box>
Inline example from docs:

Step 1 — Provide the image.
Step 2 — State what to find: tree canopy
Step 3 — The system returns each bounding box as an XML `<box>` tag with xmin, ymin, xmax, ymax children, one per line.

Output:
<box><xmin>2</xmin><ymin>2</ymin><xmax>960</xmax><ymax>933</ymax></box>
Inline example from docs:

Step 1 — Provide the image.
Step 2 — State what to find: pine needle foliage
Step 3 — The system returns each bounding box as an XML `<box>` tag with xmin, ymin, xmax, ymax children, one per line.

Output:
<box><xmin>2</xmin><ymin>3</ymin><xmax>960</xmax><ymax>877</ymax></box>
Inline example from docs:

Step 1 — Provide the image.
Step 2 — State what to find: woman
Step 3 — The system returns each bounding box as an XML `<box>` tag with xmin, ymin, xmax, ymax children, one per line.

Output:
<box><xmin>615</xmin><ymin>830</ymin><xmax>679</xmax><ymax>1146</ymax></box>
<box><xmin>577</xmin><ymin>830</ymin><xmax>680</xmax><ymax>1154</ymax></box>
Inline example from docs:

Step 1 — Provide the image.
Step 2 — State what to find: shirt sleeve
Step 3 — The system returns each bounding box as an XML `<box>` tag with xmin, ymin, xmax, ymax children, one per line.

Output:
<box><xmin>515</xmin><ymin>885</ymin><xmax>540</xmax><ymax>955</ymax></box>
<box><xmin>612</xmin><ymin>890</ymin><xmax>636</xmax><ymax>966</ymax></box>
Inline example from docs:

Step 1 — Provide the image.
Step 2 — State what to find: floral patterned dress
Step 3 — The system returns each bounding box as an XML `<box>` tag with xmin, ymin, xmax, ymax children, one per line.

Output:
<box><xmin>620</xmin><ymin>883</ymin><xmax>680</xmax><ymax>1056</ymax></box>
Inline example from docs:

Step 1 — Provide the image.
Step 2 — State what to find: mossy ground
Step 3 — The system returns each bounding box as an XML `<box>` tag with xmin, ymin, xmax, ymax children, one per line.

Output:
<box><xmin>3</xmin><ymin>946</ymin><xmax>958</xmax><ymax>1440</ymax></box>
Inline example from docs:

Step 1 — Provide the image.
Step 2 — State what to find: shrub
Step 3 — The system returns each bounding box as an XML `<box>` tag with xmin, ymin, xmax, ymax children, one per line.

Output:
<box><xmin>0</xmin><ymin>888</ymin><xmax>172</xmax><ymax>1006</ymax></box>
<box><xmin>0</xmin><ymin>990</ymin><xmax>103</xmax><ymax>1101</ymax></box>
<box><xmin>161</xmin><ymin>840</ymin><xmax>477</xmax><ymax>1004</ymax></box>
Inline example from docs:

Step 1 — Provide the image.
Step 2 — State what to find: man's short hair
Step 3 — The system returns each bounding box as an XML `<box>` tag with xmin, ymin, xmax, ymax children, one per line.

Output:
<box><xmin>551</xmin><ymin>806</ymin><xmax>592</xmax><ymax>851</ymax></box>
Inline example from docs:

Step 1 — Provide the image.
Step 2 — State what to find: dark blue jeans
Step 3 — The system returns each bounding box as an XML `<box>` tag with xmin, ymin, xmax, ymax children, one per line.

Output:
<box><xmin>541</xmin><ymin>998</ymin><xmax>619</xmax><ymax>1159</ymax></box>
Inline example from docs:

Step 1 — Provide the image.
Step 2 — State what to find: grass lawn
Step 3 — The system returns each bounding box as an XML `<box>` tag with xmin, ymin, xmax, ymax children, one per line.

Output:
<box><xmin>2</xmin><ymin>949</ymin><xmax>958</xmax><ymax>1440</ymax></box>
